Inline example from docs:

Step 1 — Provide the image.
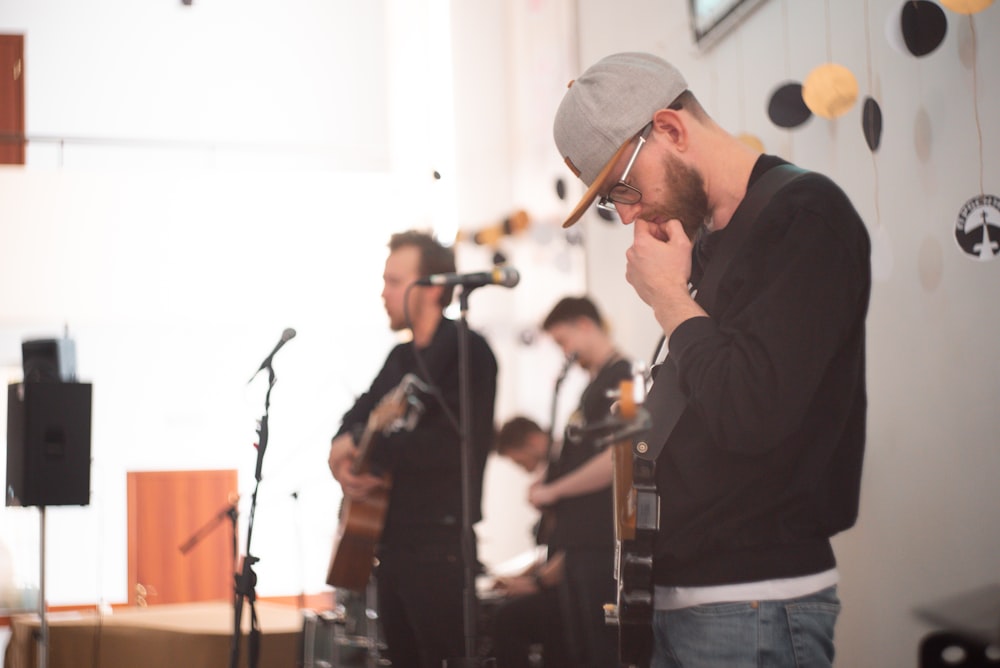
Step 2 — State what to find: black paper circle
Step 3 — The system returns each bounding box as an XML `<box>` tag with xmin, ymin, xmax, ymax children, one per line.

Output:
<box><xmin>901</xmin><ymin>0</ymin><xmax>947</xmax><ymax>57</ymax></box>
<box><xmin>555</xmin><ymin>177</ymin><xmax>566</xmax><ymax>201</ymax></box>
<box><xmin>862</xmin><ymin>97</ymin><xmax>883</xmax><ymax>152</ymax></box>
<box><xmin>767</xmin><ymin>82</ymin><xmax>812</xmax><ymax>129</ymax></box>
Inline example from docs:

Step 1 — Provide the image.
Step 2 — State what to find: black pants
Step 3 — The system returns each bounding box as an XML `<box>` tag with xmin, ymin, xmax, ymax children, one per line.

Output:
<box><xmin>560</xmin><ymin>547</ymin><xmax>617</xmax><ymax>668</ymax></box>
<box><xmin>491</xmin><ymin>586</ymin><xmax>570</xmax><ymax>667</ymax></box>
<box><xmin>376</xmin><ymin>543</ymin><xmax>467</xmax><ymax>668</ymax></box>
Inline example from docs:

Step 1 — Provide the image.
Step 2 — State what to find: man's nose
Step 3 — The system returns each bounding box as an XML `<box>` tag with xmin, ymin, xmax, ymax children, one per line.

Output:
<box><xmin>615</xmin><ymin>201</ymin><xmax>640</xmax><ymax>224</ymax></box>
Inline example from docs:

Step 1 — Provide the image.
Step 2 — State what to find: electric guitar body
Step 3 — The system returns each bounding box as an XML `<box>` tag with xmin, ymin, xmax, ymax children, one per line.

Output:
<box><xmin>608</xmin><ymin>378</ymin><xmax>657</xmax><ymax>668</ymax></box>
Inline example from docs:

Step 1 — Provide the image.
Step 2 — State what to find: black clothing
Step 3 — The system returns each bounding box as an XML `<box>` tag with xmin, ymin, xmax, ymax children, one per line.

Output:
<box><xmin>547</xmin><ymin>357</ymin><xmax>632</xmax><ymax>553</ymax></box>
<box><xmin>652</xmin><ymin>155</ymin><xmax>871</xmax><ymax>587</ymax></box>
<box><xmin>489</xmin><ymin>356</ymin><xmax>630</xmax><ymax>667</ymax></box>
<box><xmin>551</xmin><ymin>356</ymin><xmax>631</xmax><ymax>668</ymax></box>
<box><xmin>559</xmin><ymin>546</ymin><xmax>619</xmax><ymax>668</ymax></box>
<box><xmin>376</xmin><ymin>542</ymin><xmax>467</xmax><ymax>668</ymax></box>
<box><xmin>490</xmin><ymin>586</ymin><xmax>569</xmax><ymax>668</ymax></box>
<box><xmin>336</xmin><ymin>317</ymin><xmax>498</xmax><ymax>668</ymax></box>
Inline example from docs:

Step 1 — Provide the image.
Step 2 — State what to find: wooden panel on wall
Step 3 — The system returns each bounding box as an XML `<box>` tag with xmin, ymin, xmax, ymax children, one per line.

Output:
<box><xmin>0</xmin><ymin>34</ymin><xmax>25</xmax><ymax>165</ymax></box>
<box><xmin>127</xmin><ymin>470</ymin><xmax>239</xmax><ymax>606</ymax></box>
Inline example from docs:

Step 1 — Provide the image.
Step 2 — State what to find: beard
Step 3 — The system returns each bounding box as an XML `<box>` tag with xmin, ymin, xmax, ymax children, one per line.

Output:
<box><xmin>657</xmin><ymin>152</ymin><xmax>710</xmax><ymax>241</ymax></box>
<box><xmin>385</xmin><ymin>300</ymin><xmax>410</xmax><ymax>332</ymax></box>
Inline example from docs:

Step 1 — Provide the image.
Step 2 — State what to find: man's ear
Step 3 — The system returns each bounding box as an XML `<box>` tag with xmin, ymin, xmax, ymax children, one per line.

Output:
<box><xmin>423</xmin><ymin>283</ymin><xmax>446</xmax><ymax>307</ymax></box>
<box><xmin>652</xmin><ymin>107</ymin><xmax>688</xmax><ymax>151</ymax></box>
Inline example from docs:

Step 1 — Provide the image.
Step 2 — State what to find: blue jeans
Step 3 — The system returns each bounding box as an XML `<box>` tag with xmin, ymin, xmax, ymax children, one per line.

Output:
<box><xmin>650</xmin><ymin>585</ymin><xmax>841</xmax><ymax>668</ymax></box>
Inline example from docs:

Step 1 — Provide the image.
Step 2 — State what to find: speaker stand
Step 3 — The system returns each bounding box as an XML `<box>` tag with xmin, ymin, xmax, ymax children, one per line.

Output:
<box><xmin>37</xmin><ymin>505</ymin><xmax>49</xmax><ymax>668</ymax></box>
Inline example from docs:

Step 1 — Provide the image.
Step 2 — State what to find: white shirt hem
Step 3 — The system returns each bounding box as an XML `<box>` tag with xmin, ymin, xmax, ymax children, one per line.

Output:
<box><xmin>654</xmin><ymin>568</ymin><xmax>840</xmax><ymax>611</ymax></box>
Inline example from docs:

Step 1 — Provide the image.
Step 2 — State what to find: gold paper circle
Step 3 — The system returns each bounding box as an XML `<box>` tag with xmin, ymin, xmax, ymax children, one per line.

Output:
<box><xmin>737</xmin><ymin>133</ymin><xmax>765</xmax><ymax>153</ymax></box>
<box><xmin>939</xmin><ymin>0</ymin><xmax>993</xmax><ymax>14</ymax></box>
<box><xmin>802</xmin><ymin>63</ymin><xmax>859</xmax><ymax>119</ymax></box>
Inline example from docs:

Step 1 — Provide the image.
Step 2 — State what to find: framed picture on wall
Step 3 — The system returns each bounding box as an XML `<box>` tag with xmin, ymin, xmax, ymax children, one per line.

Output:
<box><xmin>688</xmin><ymin>0</ymin><xmax>770</xmax><ymax>49</ymax></box>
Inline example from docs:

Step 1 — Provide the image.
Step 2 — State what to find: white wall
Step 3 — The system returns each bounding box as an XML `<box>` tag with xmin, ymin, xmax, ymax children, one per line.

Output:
<box><xmin>0</xmin><ymin>0</ymin><xmax>547</xmax><ymax>607</ymax></box>
<box><xmin>0</xmin><ymin>0</ymin><xmax>592</xmax><ymax>613</ymax></box>
<box><xmin>570</xmin><ymin>1</ymin><xmax>1000</xmax><ymax>666</ymax></box>
<box><xmin>3</xmin><ymin>1</ymin><xmax>997</xmax><ymax>666</ymax></box>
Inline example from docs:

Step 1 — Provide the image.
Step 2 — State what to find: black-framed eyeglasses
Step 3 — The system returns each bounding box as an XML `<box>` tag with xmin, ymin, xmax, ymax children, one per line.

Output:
<box><xmin>596</xmin><ymin>122</ymin><xmax>653</xmax><ymax>213</ymax></box>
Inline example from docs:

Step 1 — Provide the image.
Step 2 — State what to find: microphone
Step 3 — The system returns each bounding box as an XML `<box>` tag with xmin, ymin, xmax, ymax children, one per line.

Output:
<box><xmin>415</xmin><ymin>267</ymin><xmax>520</xmax><ymax>289</ymax></box>
<box><xmin>250</xmin><ymin>328</ymin><xmax>296</xmax><ymax>380</ymax></box>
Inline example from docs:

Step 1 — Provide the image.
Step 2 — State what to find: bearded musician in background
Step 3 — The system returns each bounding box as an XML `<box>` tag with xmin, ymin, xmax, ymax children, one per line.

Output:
<box><xmin>328</xmin><ymin>230</ymin><xmax>498</xmax><ymax>668</ymax></box>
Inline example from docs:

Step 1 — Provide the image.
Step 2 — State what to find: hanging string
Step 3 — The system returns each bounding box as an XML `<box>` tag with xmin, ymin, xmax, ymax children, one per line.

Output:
<box><xmin>781</xmin><ymin>0</ymin><xmax>794</xmax><ymax>160</ymax></box>
<box><xmin>782</xmin><ymin>0</ymin><xmax>790</xmax><ymax>79</ymax></box>
<box><xmin>863</xmin><ymin>0</ymin><xmax>873</xmax><ymax>93</ymax></box>
<box><xmin>824</xmin><ymin>0</ymin><xmax>832</xmax><ymax>63</ymax></box>
<box><xmin>709</xmin><ymin>64</ymin><xmax>719</xmax><ymax>122</ymax></box>
<box><xmin>737</xmin><ymin>30</ymin><xmax>746</xmax><ymax>132</ymax></box>
<box><xmin>968</xmin><ymin>15</ymin><xmax>985</xmax><ymax>198</ymax></box>
<box><xmin>863</xmin><ymin>0</ymin><xmax>881</xmax><ymax>227</ymax></box>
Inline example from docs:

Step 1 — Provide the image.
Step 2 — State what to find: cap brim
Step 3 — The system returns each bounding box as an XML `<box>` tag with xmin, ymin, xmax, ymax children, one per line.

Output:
<box><xmin>561</xmin><ymin>140</ymin><xmax>634</xmax><ymax>228</ymax></box>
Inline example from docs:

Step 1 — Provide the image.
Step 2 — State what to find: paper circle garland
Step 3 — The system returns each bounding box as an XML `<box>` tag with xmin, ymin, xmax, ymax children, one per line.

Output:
<box><xmin>802</xmin><ymin>63</ymin><xmax>859</xmax><ymax>119</ymax></box>
<box><xmin>939</xmin><ymin>0</ymin><xmax>993</xmax><ymax>14</ymax></box>
<box><xmin>901</xmin><ymin>0</ymin><xmax>948</xmax><ymax>56</ymax></box>
<box><xmin>595</xmin><ymin>206</ymin><xmax>617</xmax><ymax>223</ymax></box>
<box><xmin>885</xmin><ymin>0</ymin><xmax>949</xmax><ymax>57</ymax></box>
<box><xmin>767</xmin><ymin>82</ymin><xmax>813</xmax><ymax>129</ymax></box>
<box><xmin>862</xmin><ymin>97</ymin><xmax>884</xmax><ymax>152</ymax></box>
<box><xmin>737</xmin><ymin>133</ymin><xmax>765</xmax><ymax>153</ymax></box>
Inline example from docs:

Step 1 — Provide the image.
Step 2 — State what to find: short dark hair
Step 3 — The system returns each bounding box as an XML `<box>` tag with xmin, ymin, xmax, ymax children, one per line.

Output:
<box><xmin>388</xmin><ymin>230</ymin><xmax>456</xmax><ymax>307</ymax></box>
<box><xmin>542</xmin><ymin>295</ymin><xmax>604</xmax><ymax>331</ymax></box>
<box><xmin>668</xmin><ymin>89</ymin><xmax>709</xmax><ymax>123</ymax></box>
<box><xmin>495</xmin><ymin>416</ymin><xmax>544</xmax><ymax>455</ymax></box>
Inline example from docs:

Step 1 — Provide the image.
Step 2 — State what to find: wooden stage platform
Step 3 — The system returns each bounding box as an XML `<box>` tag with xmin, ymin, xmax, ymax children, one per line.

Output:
<box><xmin>3</xmin><ymin>600</ymin><xmax>303</xmax><ymax>668</ymax></box>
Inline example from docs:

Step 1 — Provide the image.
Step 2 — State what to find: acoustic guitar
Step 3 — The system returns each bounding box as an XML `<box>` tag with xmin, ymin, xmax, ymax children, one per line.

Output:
<box><xmin>326</xmin><ymin>373</ymin><xmax>427</xmax><ymax>591</ymax></box>
<box><xmin>606</xmin><ymin>377</ymin><xmax>657</xmax><ymax>668</ymax></box>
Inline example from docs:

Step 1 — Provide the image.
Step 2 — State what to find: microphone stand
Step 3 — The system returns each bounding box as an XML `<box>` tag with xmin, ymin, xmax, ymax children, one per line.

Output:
<box><xmin>178</xmin><ymin>497</ymin><xmax>239</xmax><ymax>569</ymax></box>
<box><xmin>229</xmin><ymin>363</ymin><xmax>276</xmax><ymax>668</ymax></box>
<box><xmin>445</xmin><ymin>287</ymin><xmax>495</xmax><ymax>668</ymax></box>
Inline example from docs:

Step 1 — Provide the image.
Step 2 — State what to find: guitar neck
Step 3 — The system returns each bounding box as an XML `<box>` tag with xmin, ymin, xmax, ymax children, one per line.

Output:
<box><xmin>350</xmin><ymin>424</ymin><xmax>377</xmax><ymax>476</ymax></box>
<box><xmin>612</xmin><ymin>439</ymin><xmax>637</xmax><ymax>542</ymax></box>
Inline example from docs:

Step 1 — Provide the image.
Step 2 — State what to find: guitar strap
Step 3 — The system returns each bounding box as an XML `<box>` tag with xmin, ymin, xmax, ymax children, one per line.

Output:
<box><xmin>637</xmin><ymin>163</ymin><xmax>807</xmax><ymax>462</ymax></box>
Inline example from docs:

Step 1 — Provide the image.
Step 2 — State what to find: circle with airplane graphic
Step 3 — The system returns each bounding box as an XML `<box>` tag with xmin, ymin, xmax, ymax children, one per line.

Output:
<box><xmin>954</xmin><ymin>194</ymin><xmax>1000</xmax><ymax>262</ymax></box>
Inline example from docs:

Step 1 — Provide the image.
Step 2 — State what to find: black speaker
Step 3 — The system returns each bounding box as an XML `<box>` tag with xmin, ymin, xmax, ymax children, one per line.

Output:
<box><xmin>21</xmin><ymin>338</ymin><xmax>77</xmax><ymax>383</ymax></box>
<box><xmin>6</xmin><ymin>382</ymin><xmax>92</xmax><ymax>507</ymax></box>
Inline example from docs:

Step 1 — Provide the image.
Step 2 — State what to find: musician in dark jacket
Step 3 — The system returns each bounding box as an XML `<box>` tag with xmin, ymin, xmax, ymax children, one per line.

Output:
<box><xmin>552</xmin><ymin>52</ymin><xmax>870</xmax><ymax>668</ymax></box>
<box><xmin>328</xmin><ymin>230</ymin><xmax>498</xmax><ymax>668</ymax></box>
<box><xmin>491</xmin><ymin>296</ymin><xmax>632</xmax><ymax>668</ymax></box>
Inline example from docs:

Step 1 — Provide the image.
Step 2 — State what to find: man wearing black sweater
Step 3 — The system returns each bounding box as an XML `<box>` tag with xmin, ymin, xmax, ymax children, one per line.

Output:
<box><xmin>328</xmin><ymin>230</ymin><xmax>498</xmax><ymax>668</ymax></box>
<box><xmin>553</xmin><ymin>52</ymin><xmax>870</xmax><ymax>668</ymax></box>
<box><xmin>490</xmin><ymin>296</ymin><xmax>632</xmax><ymax>668</ymax></box>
